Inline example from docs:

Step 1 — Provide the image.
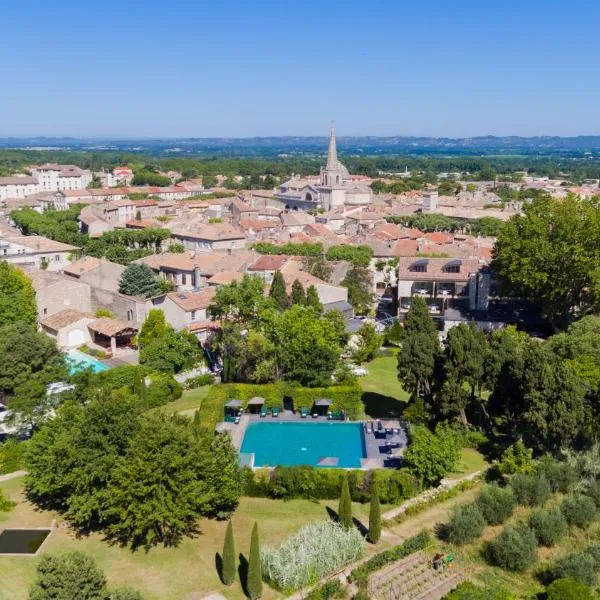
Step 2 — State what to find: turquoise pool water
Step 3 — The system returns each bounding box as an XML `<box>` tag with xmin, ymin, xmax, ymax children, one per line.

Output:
<box><xmin>67</xmin><ymin>349</ymin><xmax>110</xmax><ymax>374</ymax></box>
<box><xmin>240</xmin><ymin>421</ymin><xmax>366</xmax><ymax>468</ymax></box>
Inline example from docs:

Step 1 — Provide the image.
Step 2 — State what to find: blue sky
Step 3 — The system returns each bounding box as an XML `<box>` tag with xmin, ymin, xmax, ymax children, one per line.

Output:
<box><xmin>1</xmin><ymin>0</ymin><xmax>599</xmax><ymax>137</ymax></box>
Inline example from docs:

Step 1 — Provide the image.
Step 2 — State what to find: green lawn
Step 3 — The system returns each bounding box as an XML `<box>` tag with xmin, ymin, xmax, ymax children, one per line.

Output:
<box><xmin>149</xmin><ymin>385</ymin><xmax>210</xmax><ymax>416</ymax></box>
<box><xmin>0</xmin><ymin>477</ymin><xmax>392</xmax><ymax>600</ymax></box>
<box><xmin>447</xmin><ymin>448</ymin><xmax>489</xmax><ymax>480</ymax></box>
<box><xmin>359</xmin><ymin>351</ymin><xmax>410</xmax><ymax>418</ymax></box>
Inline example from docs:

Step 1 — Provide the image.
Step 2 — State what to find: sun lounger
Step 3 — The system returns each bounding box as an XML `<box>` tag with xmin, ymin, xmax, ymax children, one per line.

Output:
<box><xmin>300</xmin><ymin>407</ymin><xmax>309</xmax><ymax>418</ymax></box>
<box><xmin>260</xmin><ymin>407</ymin><xmax>268</xmax><ymax>417</ymax></box>
<box><xmin>271</xmin><ymin>407</ymin><xmax>280</xmax><ymax>417</ymax></box>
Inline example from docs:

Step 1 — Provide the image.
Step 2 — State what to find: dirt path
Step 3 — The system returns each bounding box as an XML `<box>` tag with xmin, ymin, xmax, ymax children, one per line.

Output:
<box><xmin>0</xmin><ymin>470</ymin><xmax>27</xmax><ymax>482</ymax></box>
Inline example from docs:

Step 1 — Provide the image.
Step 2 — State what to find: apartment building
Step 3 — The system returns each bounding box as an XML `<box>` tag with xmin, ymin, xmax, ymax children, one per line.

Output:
<box><xmin>0</xmin><ymin>176</ymin><xmax>40</xmax><ymax>201</ymax></box>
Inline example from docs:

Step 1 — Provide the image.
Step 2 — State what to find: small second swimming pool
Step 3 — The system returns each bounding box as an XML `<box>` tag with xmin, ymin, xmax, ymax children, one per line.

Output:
<box><xmin>66</xmin><ymin>349</ymin><xmax>110</xmax><ymax>374</ymax></box>
<box><xmin>240</xmin><ymin>421</ymin><xmax>366</xmax><ymax>468</ymax></box>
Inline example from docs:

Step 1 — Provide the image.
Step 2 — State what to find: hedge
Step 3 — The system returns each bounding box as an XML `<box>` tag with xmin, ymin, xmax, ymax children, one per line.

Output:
<box><xmin>348</xmin><ymin>530</ymin><xmax>430</xmax><ymax>586</ymax></box>
<box><xmin>198</xmin><ymin>382</ymin><xmax>364</xmax><ymax>432</ymax></box>
<box><xmin>244</xmin><ymin>465</ymin><xmax>418</xmax><ymax>504</ymax></box>
<box><xmin>305</xmin><ymin>579</ymin><xmax>345</xmax><ymax>600</ymax></box>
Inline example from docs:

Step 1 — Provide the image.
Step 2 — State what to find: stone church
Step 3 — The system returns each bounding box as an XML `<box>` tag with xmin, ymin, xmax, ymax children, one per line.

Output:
<box><xmin>277</xmin><ymin>127</ymin><xmax>372</xmax><ymax>210</ymax></box>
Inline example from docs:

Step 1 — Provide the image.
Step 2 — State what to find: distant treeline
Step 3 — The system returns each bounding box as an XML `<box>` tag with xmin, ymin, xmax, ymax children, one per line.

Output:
<box><xmin>4</xmin><ymin>149</ymin><xmax>600</xmax><ymax>183</ymax></box>
<box><xmin>386</xmin><ymin>213</ymin><xmax>506</xmax><ymax>237</ymax></box>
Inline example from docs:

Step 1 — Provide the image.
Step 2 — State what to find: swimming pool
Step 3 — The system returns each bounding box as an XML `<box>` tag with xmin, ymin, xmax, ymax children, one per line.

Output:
<box><xmin>240</xmin><ymin>421</ymin><xmax>367</xmax><ymax>468</ymax></box>
<box><xmin>66</xmin><ymin>349</ymin><xmax>110</xmax><ymax>374</ymax></box>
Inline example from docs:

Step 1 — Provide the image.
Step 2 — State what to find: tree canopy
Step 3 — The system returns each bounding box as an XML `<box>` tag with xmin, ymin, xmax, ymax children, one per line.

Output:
<box><xmin>118</xmin><ymin>263</ymin><xmax>162</xmax><ymax>298</ymax></box>
<box><xmin>0</xmin><ymin>262</ymin><xmax>37</xmax><ymax>327</ymax></box>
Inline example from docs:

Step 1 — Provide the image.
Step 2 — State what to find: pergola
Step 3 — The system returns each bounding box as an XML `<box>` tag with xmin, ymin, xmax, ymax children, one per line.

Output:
<box><xmin>247</xmin><ymin>396</ymin><xmax>265</xmax><ymax>414</ymax></box>
<box><xmin>87</xmin><ymin>317</ymin><xmax>137</xmax><ymax>357</ymax></box>
<box><xmin>313</xmin><ymin>398</ymin><xmax>332</xmax><ymax>416</ymax></box>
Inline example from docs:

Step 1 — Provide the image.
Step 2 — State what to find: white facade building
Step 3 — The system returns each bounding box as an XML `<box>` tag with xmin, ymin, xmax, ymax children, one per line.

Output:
<box><xmin>31</xmin><ymin>164</ymin><xmax>92</xmax><ymax>192</ymax></box>
<box><xmin>0</xmin><ymin>176</ymin><xmax>39</xmax><ymax>201</ymax></box>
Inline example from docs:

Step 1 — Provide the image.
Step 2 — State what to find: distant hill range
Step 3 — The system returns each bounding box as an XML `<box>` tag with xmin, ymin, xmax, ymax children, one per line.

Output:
<box><xmin>2</xmin><ymin>135</ymin><xmax>600</xmax><ymax>157</ymax></box>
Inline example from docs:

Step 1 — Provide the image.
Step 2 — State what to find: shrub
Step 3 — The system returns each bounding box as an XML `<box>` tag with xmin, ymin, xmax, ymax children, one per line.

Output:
<box><xmin>560</xmin><ymin>495</ymin><xmax>597</xmax><ymax>529</ymax></box>
<box><xmin>221</xmin><ymin>520</ymin><xmax>235</xmax><ymax>585</ymax></box>
<box><xmin>485</xmin><ymin>526</ymin><xmax>537</xmax><ymax>572</ymax></box>
<box><xmin>447</xmin><ymin>503</ymin><xmax>486</xmax><ymax>545</ymax></box>
<box><xmin>0</xmin><ymin>438</ymin><xmax>28</xmax><ymax>474</ymax></box>
<box><xmin>584</xmin><ymin>480</ymin><xmax>600</xmax><ymax>508</ymax></box>
<box><xmin>509</xmin><ymin>473</ymin><xmax>551</xmax><ymax>507</ymax></box>
<box><xmin>247</xmin><ymin>465</ymin><xmax>418</xmax><ymax>504</ymax></box>
<box><xmin>338</xmin><ymin>475</ymin><xmax>353</xmax><ymax>529</ymax></box>
<box><xmin>445</xmin><ymin>581</ymin><xmax>515</xmax><ymax>600</ymax></box>
<box><xmin>261</xmin><ymin>521</ymin><xmax>364</xmax><ymax>591</ymax></box>
<box><xmin>305</xmin><ymin>579</ymin><xmax>345</xmax><ymax>600</ymax></box>
<box><xmin>497</xmin><ymin>440</ymin><xmax>535</xmax><ymax>477</ymax></box>
<box><xmin>348</xmin><ymin>531</ymin><xmax>430</xmax><ymax>586</ymax></box>
<box><xmin>0</xmin><ymin>489</ymin><xmax>14</xmax><ymax>512</ymax></box>
<box><xmin>183</xmin><ymin>374</ymin><xmax>214</xmax><ymax>389</ymax></box>
<box><xmin>248</xmin><ymin>522</ymin><xmax>262</xmax><ymax>600</ymax></box>
<box><xmin>145</xmin><ymin>374</ymin><xmax>183</xmax><ymax>408</ymax></box>
<box><xmin>546</xmin><ymin>577</ymin><xmax>596</xmax><ymax>600</ymax></box>
<box><xmin>368</xmin><ymin>487</ymin><xmax>381</xmax><ymax>544</ymax></box>
<box><xmin>528</xmin><ymin>508</ymin><xmax>566</xmax><ymax>546</ymax></box>
<box><xmin>551</xmin><ymin>552</ymin><xmax>597</xmax><ymax>586</ymax></box>
<box><xmin>586</xmin><ymin>543</ymin><xmax>600</xmax><ymax>569</ymax></box>
<box><xmin>475</xmin><ymin>485</ymin><xmax>516</xmax><ymax>525</ymax></box>
<box><xmin>537</xmin><ymin>456</ymin><xmax>577</xmax><ymax>493</ymax></box>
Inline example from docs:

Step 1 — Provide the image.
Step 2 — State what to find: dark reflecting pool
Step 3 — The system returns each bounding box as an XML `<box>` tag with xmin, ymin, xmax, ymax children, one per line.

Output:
<box><xmin>0</xmin><ymin>529</ymin><xmax>51</xmax><ymax>554</ymax></box>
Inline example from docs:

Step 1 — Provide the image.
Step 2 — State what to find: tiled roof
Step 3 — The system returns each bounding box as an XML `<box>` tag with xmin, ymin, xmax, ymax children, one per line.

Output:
<box><xmin>248</xmin><ymin>255</ymin><xmax>289</xmax><ymax>271</ymax></box>
<box><xmin>397</xmin><ymin>257</ymin><xmax>481</xmax><ymax>281</ymax></box>
<box><xmin>6</xmin><ymin>235</ymin><xmax>78</xmax><ymax>253</ymax></box>
<box><xmin>0</xmin><ymin>176</ymin><xmax>38</xmax><ymax>185</ymax></box>
<box><xmin>63</xmin><ymin>256</ymin><xmax>103</xmax><ymax>276</ymax></box>
<box><xmin>40</xmin><ymin>309</ymin><xmax>91</xmax><ymax>330</ymax></box>
<box><xmin>391</xmin><ymin>239</ymin><xmax>419</xmax><ymax>256</ymax></box>
<box><xmin>88</xmin><ymin>317</ymin><xmax>137</xmax><ymax>337</ymax></box>
<box><xmin>171</xmin><ymin>223</ymin><xmax>245</xmax><ymax>241</ymax></box>
<box><xmin>425</xmin><ymin>231</ymin><xmax>454</xmax><ymax>245</ymax></box>
<box><xmin>206</xmin><ymin>271</ymin><xmax>245</xmax><ymax>285</ymax></box>
<box><xmin>167</xmin><ymin>287</ymin><xmax>216</xmax><ymax>311</ymax></box>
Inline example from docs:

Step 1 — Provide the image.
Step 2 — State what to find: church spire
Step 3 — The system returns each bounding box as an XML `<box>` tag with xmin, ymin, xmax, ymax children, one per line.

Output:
<box><xmin>326</xmin><ymin>124</ymin><xmax>338</xmax><ymax>168</ymax></box>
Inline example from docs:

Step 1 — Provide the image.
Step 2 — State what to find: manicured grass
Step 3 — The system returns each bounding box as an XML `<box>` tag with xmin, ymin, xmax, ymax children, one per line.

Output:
<box><xmin>0</xmin><ymin>477</ymin><xmax>390</xmax><ymax>600</ymax></box>
<box><xmin>447</xmin><ymin>448</ymin><xmax>489</xmax><ymax>480</ymax></box>
<box><xmin>150</xmin><ymin>385</ymin><xmax>211</xmax><ymax>416</ymax></box>
<box><xmin>360</xmin><ymin>350</ymin><xmax>410</xmax><ymax>418</ymax></box>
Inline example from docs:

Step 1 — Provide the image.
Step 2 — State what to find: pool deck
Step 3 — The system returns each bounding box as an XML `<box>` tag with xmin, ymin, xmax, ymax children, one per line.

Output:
<box><xmin>218</xmin><ymin>411</ymin><xmax>407</xmax><ymax>469</ymax></box>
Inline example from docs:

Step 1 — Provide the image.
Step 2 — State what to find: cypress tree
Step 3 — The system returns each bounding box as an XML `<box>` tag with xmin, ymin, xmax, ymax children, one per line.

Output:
<box><xmin>269</xmin><ymin>271</ymin><xmax>289</xmax><ymax>310</ymax></box>
<box><xmin>368</xmin><ymin>486</ymin><xmax>381</xmax><ymax>543</ymax></box>
<box><xmin>222</xmin><ymin>520</ymin><xmax>236</xmax><ymax>585</ymax></box>
<box><xmin>247</xmin><ymin>521</ymin><xmax>263</xmax><ymax>600</ymax></box>
<box><xmin>306</xmin><ymin>285</ymin><xmax>323</xmax><ymax>313</ymax></box>
<box><xmin>290</xmin><ymin>279</ymin><xmax>306</xmax><ymax>306</ymax></box>
<box><xmin>338</xmin><ymin>475</ymin><xmax>353</xmax><ymax>530</ymax></box>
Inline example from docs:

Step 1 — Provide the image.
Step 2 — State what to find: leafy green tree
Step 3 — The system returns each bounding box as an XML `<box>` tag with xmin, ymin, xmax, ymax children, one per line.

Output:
<box><xmin>351</xmin><ymin>323</ymin><xmax>382</xmax><ymax>364</ymax></box>
<box><xmin>208</xmin><ymin>274</ymin><xmax>267</xmax><ymax>324</ymax></box>
<box><xmin>438</xmin><ymin>323</ymin><xmax>487</xmax><ymax>427</ymax></box>
<box><xmin>138</xmin><ymin>309</ymin><xmax>167</xmax><ymax>349</ymax></box>
<box><xmin>118</xmin><ymin>263</ymin><xmax>161</xmax><ymax>298</ymax></box>
<box><xmin>485</xmin><ymin>526</ymin><xmax>537</xmax><ymax>572</ymax></box>
<box><xmin>338</xmin><ymin>475</ymin><xmax>353</xmax><ymax>530</ymax></box>
<box><xmin>546</xmin><ymin>577</ymin><xmax>596</xmax><ymax>600</ymax></box>
<box><xmin>397</xmin><ymin>297</ymin><xmax>440</xmax><ymax>401</ymax></box>
<box><xmin>403</xmin><ymin>425</ymin><xmax>461</xmax><ymax>486</ymax></box>
<box><xmin>447</xmin><ymin>503</ymin><xmax>486</xmax><ymax>545</ymax></box>
<box><xmin>305</xmin><ymin>285</ymin><xmax>323</xmax><ymax>313</ymax></box>
<box><xmin>140</xmin><ymin>329</ymin><xmax>201</xmax><ymax>373</ymax></box>
<box><xmin>221</xmin><ymin>520</ymin><xmax>236</xmax><ymax>585</ymax></box>
<box><xmin>302</xmin><ymin>255</ymin><xmax>332</xmax><ymax>282</ymax></box>
<box><xmin>497</xmin><ymin>440</ymin><xmax>535</xmax><ymax>477</ymax></box>
<box><xmin>367</xmin><ymin>485</ymin><xmax>381</xmax><ymax>544</ymax></box>
<box><xmin>103</xmin><ymin>412</ymin><xmax>212</xmax><ymax>549</ymax></box>
<box><xmin>0</xmin><ymin>262</ymin><xmax>37</xmax><ymax>327</ymax></box>
<box><xmin>492</xmin><ymin>194</ymin><xmax>600</xmax><ymax>328</ymax></box>
<box><xmin>341</xmin><ymin>265</ymin><xmax>374</xmax><ymax>315</ymax></box>
<box><xmin>29</xmin><ymin>551</ymin><xmax>107</xmax><ymax>600</ymax></box>
<box><xmin>203</xmin><ymin>433</ymin><xmax>243</xmax><ymax>518</ymax></box>
<box><xmin>1</xmin><ymin>323</ymin><xmax>67</xmax><ymax>427</ymax></box>
<box><xmin>247</xmin><ymin>522</ymin><xmax>263</xmax><ymax>600</ymax></box>
<box><xmin>269</xmin><ymin>271</ymin><xmax>289</xmax><ymax>311</ymax></box>
<box><xmin>269</xmin><ymin>305</ymin><xmax>341</xmax><ymax>386</ymax></box>
<box><xmin>290</xmin><ymin>279</ymin><xmax>306</xmax><ymax>306</ymax></box>
<box><xmin>26</xmin><ymin>394</ymin><xmax>142</xmax><ymax>529</ymax></box>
